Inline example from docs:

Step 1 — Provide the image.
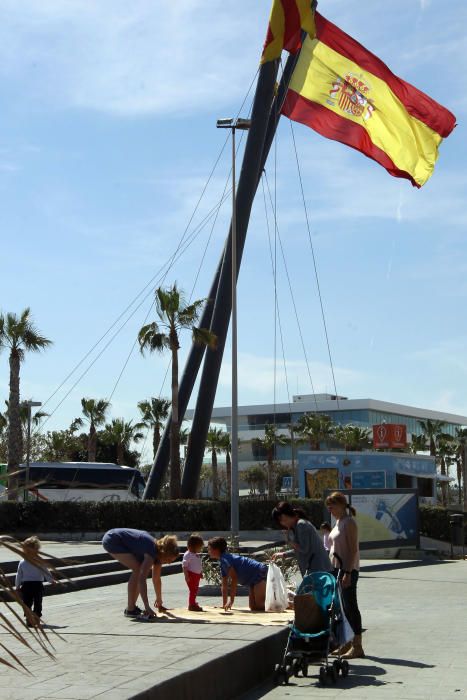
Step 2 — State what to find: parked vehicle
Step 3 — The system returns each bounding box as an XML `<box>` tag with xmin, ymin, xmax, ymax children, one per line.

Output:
<box><xmin>0</xmin><ymin>462</ymin><xmax>146</xmax><ymax>502</ymax></box>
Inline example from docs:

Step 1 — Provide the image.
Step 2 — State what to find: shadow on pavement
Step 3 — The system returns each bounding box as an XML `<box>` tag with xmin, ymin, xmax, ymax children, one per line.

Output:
<box><xmin>361</xmin><ymin>559</ymin><xmax>455</xmax><ymax>573</ymax></box>
<box><xmin>364</xmin><ymin>655</ymin><xmax>435</xmax><ymax>669</ymax></box>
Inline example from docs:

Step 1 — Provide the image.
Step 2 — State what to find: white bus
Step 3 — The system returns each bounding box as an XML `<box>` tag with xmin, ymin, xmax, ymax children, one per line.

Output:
<box><xmin>9</xmin><ymin>462</ymin><xmax>146</xmax><ymax>502</ymax></box>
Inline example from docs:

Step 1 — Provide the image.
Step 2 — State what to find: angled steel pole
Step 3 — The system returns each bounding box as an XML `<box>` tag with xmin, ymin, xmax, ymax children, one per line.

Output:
<box><xmin>142</xmin><ymin>258</ymin><xmax>224</xmax><ymax>498</ymax></box>
<box><xmin>145</xmin><ymin>44</ymin><xmax>304</xmax><ymax>500</ymax></box>
<box><xmin>181</xmin><ymin>56</ymin><xmax>295</xmax><ymax>499</ymax></box>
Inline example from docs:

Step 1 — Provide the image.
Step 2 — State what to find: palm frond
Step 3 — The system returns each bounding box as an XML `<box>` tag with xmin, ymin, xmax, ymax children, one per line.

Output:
<box><xmin>0</xmin><ymin>535</ymin><xmax>66</xmax><ymax>671</ymax></box>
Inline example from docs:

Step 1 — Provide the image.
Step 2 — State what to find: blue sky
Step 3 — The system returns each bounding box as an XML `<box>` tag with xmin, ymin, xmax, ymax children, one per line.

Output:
<box><xmin>1</xmin><ymin>0</ymin><xmax>466</xmax><ymax>461</ymax></box>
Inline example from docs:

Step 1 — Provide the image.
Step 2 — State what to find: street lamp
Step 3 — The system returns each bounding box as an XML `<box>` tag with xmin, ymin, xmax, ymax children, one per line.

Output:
<box><xmin>22</xmin><ymin>400</ymin><xmax>42</xmax><ymax>501</ymax></box>
<box><xmin>216</xmin><ymin>117</ymin><xmax>252</xmax><ymax>539</ymax></box>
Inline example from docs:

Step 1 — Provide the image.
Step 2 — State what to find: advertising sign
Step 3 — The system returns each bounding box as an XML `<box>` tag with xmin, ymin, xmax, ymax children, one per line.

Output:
<box><xmin>305</xmin><ymin>468</ymin><xmax>338</xmax><ymax>499</ymax></box>
<box><xmin>324</xmin><ymin>488</ymin><xmax>419</xmax><ymax>550</ymax></box>
<box><xmin>351</xmin><ymin>470</ymin><xmax>386</xmax><ymax>489</ymax></box>
<box><xmin>373</xmin><ymin>424</ymin><xmax>407</xmax><ymax>449</ymax></box>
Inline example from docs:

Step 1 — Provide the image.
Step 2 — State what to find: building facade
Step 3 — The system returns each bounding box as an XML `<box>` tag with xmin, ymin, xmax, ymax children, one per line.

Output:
<box><xmin>188</xmin><ymin>394</ymin><xmax>467</xmax><ymax>476</ymax></box>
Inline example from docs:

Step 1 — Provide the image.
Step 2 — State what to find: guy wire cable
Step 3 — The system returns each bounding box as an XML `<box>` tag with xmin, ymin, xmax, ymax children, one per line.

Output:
<box><xmin>289</xmin><ymin>118</ymin><xmax>340</xmax><ymax>408</ymax></box>
<box><xmin>37</xmin><ymin>69</ymin><xmax>258</xmax><ymax>426</ymax></box>
<box><xmin>263</xmin><ymin>169</ymin><xmax>319</xmax><ymax>412</ymax></box>
<box><xmin>261</xmin><ymin>173</ymin><xmax>295</xmax><ymax>423</ymax></box>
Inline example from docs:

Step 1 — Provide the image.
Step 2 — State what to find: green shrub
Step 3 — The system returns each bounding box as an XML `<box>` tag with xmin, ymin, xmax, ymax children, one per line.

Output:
<box><xmin>0</xmin><ymin>497</ymin><xmax>324</xmax><ymax>534</ymax></box>
<box><xmin>419</xmin><ymin>505</ymin><xmax>466</xmax><ymax>543</ymax></box>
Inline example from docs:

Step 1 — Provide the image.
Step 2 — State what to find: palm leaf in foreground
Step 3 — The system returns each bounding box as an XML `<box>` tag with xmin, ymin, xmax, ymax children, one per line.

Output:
<box><xmin>0</xmin><ymin>535</ymin><xmax>64</xmax><ymax>671</ymax></box>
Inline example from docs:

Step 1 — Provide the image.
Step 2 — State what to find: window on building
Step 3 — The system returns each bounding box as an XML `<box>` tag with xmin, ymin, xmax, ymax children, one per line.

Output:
<box><xmin>416</xmin><ymin>477</ymin><xmax>433</xmax><ymax>497</ymax></box>
<box><xmin>396</xmin><ymin>473</ymin><xmax>412</xmax><ymax>488</ymax></box>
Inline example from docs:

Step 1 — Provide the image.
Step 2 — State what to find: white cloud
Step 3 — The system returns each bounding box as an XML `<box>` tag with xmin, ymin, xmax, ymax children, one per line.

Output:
<box><xmin>219</xmin><ymin>352</ymin><xmax>363</xmax><ymax>402</ymax></box>
<box><xmin>0</xmin><ymin>0</ymin><xmax>267</xmax><ymax>116</ymax></box>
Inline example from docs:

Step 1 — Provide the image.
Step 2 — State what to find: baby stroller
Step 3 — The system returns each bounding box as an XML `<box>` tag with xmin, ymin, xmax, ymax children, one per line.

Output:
<box><xmin>273</xmin><ymin>571</ymin><xmax>350</xmax><ymax>685</ymax></box>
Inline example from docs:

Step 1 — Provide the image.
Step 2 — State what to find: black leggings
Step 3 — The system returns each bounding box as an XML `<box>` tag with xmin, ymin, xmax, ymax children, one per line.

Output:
<box><xmin>336</xmin><ymin>569</ymin><xmax>362</xmax><ymax>636</ymax></box>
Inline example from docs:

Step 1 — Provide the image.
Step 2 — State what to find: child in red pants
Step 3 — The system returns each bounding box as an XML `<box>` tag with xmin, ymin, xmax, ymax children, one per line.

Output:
<box><xmin>183</xmin><ymin>533</ymin><xmax>204</xmax><ymax>612</ymax></box>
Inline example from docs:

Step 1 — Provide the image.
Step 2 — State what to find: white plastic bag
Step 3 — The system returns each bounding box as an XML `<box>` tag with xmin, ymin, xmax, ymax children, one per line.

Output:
<box><xmin>265</xmin><ymin>562</ymin><xmax>288</xmax><ymax>612</ymax></box>
<box><xmin>335</xmin><ymin>585</ymin><xmax>354</xmax><ymax>647</ymax></box>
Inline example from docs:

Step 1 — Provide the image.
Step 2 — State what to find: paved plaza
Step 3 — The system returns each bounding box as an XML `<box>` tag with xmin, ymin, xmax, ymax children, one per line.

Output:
<box><xmin>0</xmin><ymin>542</ymin><xmax>465</xmax><ymax>699</ymax></box>
<box><xmin>243</xmin><ymin>558</ymin><xmax>467</xmax><ymax>700</ymax></box>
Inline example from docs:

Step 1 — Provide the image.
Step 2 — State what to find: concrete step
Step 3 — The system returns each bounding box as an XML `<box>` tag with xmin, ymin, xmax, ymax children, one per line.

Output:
<box><xmin>1</xmin><ymin>560</ymin><xmax>183</xmax><ymax>601</ymax></box>
<box><xmin>0</xmin><ymin>551</ymin><xmax>110</xmax><ymax>575</ymax></box>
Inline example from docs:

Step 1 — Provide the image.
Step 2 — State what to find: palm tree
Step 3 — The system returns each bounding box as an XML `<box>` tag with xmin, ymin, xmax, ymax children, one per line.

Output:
<box><xmin>296</xmin><ymin>412</ymin><xmax>334</xmax><ymax>450</ymax></box>
<box><xmin>409</xmin><ymin>433</ymin><xmax>429</xmax><ymax>454</ymax></box>
<box><xmin>0</xmin><ymin>309</ymin><xmax>52</xmax><ymax>499</ymax></box>
<box><xmin>334</xmin><ymin>424</ymin><xmax>372</xmax><ymax>451</ymax></box>
<box><xmin>219</xmin><ymin>431</ymin><xmax>232</xmax><ymax>498</ymax></box>
<box><xmin>205</xmin><ymin>427</ymin><xmax>226</xmax><ymax>500</ymax></box>
<box><xmin>454</xmin><ymin>427</ymin><xmax>467</xmax><ymax>506</ymax></box>
<box><xmin>138</xmin><ymin>284</ymin><xmax>216</xmax><ymax>499</ymax></box>
<box><xmin>243</xmin><ymin>464</ymin><xmax>267</xmax><ymax>496</ymax></box>
<box><xmin>81</xmin><ymin>398</ymin><xmax>110</xmax><ymax>462</ymax></box>
<box><xmin>252</xmin><ymin>424</ymin><xmax>288</xmax><ymax>498</ymax></box>
<box><xmin>137</xmin><ymin>397</ymin><xmax>170</xmax><ymax>460</ymax></box>
<box><xmin>0</xmin><ymin>408</ymin><xmax>8</xmax><ymax>436</ymax></box>
<box><xmin>437</xmin><ymin>437</ymin><xmax>455</xmax><ymax>506</ymax></box>
<box><xmin>417</xmin><ymin>419</ymin><xmax>448</xmax><ymax>457</ymax></box>
<box><xmin>102</xmin><ymin>418</ymin><xmax>144</xmax><ymax>466</ymax></box>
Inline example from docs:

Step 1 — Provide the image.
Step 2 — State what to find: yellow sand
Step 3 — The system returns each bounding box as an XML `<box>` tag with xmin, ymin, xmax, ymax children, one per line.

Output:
<box><xmin>158</xmin><ymin>606</ymin><xmax>291</xmax><ymax>626</ymax></box>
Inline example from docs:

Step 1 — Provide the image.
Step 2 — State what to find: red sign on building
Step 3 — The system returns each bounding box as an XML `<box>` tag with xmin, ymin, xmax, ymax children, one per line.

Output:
<box><xmin>373</xmin><ymin>424</ymin><xmax>407</xmax><ymax>449</ymax></box>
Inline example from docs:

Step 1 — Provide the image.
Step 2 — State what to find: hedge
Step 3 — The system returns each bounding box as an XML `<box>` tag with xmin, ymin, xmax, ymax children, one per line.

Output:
<box><xmin>1</xmin><ymin>500</ymin><xmax>463</xmax><ymax>543</ymax></box>
<box><xmin>0</xmin><ymin>498</ymin><xmax>325</xmax><ymax>535</ymax></box>
<box><xmin>419</xmin><ymin>505</ymin><xmax>466</xmax><ymax>544</ymax></box>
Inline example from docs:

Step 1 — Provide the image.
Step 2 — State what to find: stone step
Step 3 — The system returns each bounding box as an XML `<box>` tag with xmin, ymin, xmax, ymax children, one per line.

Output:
<box><xmin>0</xmin><ymin>561</ymin><xmax>183</xmax><ymax>601</ymax></box>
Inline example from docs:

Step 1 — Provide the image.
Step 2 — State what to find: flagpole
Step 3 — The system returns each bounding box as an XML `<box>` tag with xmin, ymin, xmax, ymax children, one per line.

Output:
<box><xmin>146</xmin><ymin>37</ymin><xmax>307</xmax><ymax>501</ymax></box>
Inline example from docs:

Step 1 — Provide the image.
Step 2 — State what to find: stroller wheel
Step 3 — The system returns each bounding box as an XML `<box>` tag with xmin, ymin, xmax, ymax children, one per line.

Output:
<box><xmin>300</xmin><ymin>659</ymin><xmax>309</xmax><ymax>677</ymax></box>
<box><xmin>319</xmin><ymin>666</ymin><xmax>327</xmax><ymax>685</ymax></box>
<box><xmin>327</xmin><ymin>664</ymin><xmax>338</xmax><ymax>684</ymax></box>
<box><xmin>333</xmin><ymin>659</ymin><xmax>340</xmax><ymax>676</ymax></box>
<box><xmin>273</xmin><ymin>664</ymin><xmax>286</xmax><ymax>686</ymax></box>
<box><xmin>341</xmin><ymin>659</ymin><xmax>349</xmax><ymax>678</ymax></box>
<box><xmin>285</xmin><ymin>664</ymin><xmax>293</xmax><ymax>683</ymax></box>
<box><xmin>274</xmin><ymin>664</ymin><xmax>284</xmax><ymax>685</ymax></box>
<box><xmin>293</xmin><ymin>659</ymin><xmax>301</xmax><ymax>678</ymax></box>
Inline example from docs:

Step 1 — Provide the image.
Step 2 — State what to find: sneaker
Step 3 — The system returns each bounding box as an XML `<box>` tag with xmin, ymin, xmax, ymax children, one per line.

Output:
<box><xmin>124</xmin><ymin>606</ymin><xmax>142</xmax><ymax>617</ymax></box>
<box><xmin>188</xmin><ymin>604</ymin><xmax>203</xmax><ymax>612</ymax></box>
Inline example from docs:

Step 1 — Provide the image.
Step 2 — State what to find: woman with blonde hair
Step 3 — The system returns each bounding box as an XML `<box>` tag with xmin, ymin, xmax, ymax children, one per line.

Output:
<box><xmin>326</xmin><ymin>491</ymin><xmax>364</xmax><ymax>658</ymax></box>
<box><xmin>102</xmin><ymin>528</ymin><xmax>179</xmax><ymax>619</ymax></box>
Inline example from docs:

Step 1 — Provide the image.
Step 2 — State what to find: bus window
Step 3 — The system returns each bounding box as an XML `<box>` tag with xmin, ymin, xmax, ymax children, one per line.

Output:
<box><xmin>131</xmin><ymin>476</ymin><xmax>145</xmax><ymax>499</ymax></box>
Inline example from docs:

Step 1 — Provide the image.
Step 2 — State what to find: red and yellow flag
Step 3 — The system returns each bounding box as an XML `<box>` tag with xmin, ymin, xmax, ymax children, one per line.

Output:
<box><xmin>261</xmin><ymin>0</ymin><xmax>316</xmax><ymax>64</ymax></box>
<box><xmin>282</xmin><ymin>13</ymin><xmax>456</xmax><ymax>187</ymax></box>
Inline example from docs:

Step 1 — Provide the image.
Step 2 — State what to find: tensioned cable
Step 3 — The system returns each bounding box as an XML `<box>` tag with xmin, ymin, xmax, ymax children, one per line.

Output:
<box><xmin>37</xmin><ymin>68</ymin><xmax>261</xmax><ymax>424</ymax></box>
<box><xmin>37</xmin><ymin>152</ymin><xmax>231</xmax><ymax>418</ymax></box>
<box><xmin>273</xmin><ymin>94</ymin><xmax>278</xmax><ymax>433</ymax></box>
<box><xmin>261</xmin><ymin>175</ymin><xmax>294</xmax><ymax>421</ymax></box>
<box><xmin>288</xmin><ymin>119</ymin><xmax>340</xmax><ymax>408</ymax></box>
<box><xmin>110</xmin><ymin>104</ymin><xmax>254</xmax><ymax>412</ymax></box>
<box><xmin>263</xmin><ymin>169</ymin><xmax>319</xmax><ymax>412</ymax></box>
<box><xmin>108</xmin><ymin>75</ymin><xmax>258</xmax><ymax>430</ymax></box>
<box><xmin>36</xmin><ymin>188</ymin><xmax>232</xmax><ymax>432</ymax></box>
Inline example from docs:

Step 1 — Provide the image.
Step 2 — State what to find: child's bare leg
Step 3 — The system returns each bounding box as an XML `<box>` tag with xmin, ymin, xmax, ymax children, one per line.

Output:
<box><xmin>250</xmin><ymin>580</ymin><xmax>266</xmax><ymax>611</ymax></box>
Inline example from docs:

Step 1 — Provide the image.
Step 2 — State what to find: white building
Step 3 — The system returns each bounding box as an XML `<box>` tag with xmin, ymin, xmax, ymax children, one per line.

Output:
<box><xmin>186</xmin><ymin>394</ymin><xmax>467</xmax><ymax>472</ymax></box>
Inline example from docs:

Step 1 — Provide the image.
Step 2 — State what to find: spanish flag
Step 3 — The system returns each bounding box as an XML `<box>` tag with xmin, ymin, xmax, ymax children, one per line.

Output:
<box><xmin>261</xmin><ymin>0</ymin><xmax>315</xmax><ymax>64</ymax></box>
<box><xmin>282</xmin><ymin>13</ymin><xmax>456</xmax><ymax>187</ymax></box>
